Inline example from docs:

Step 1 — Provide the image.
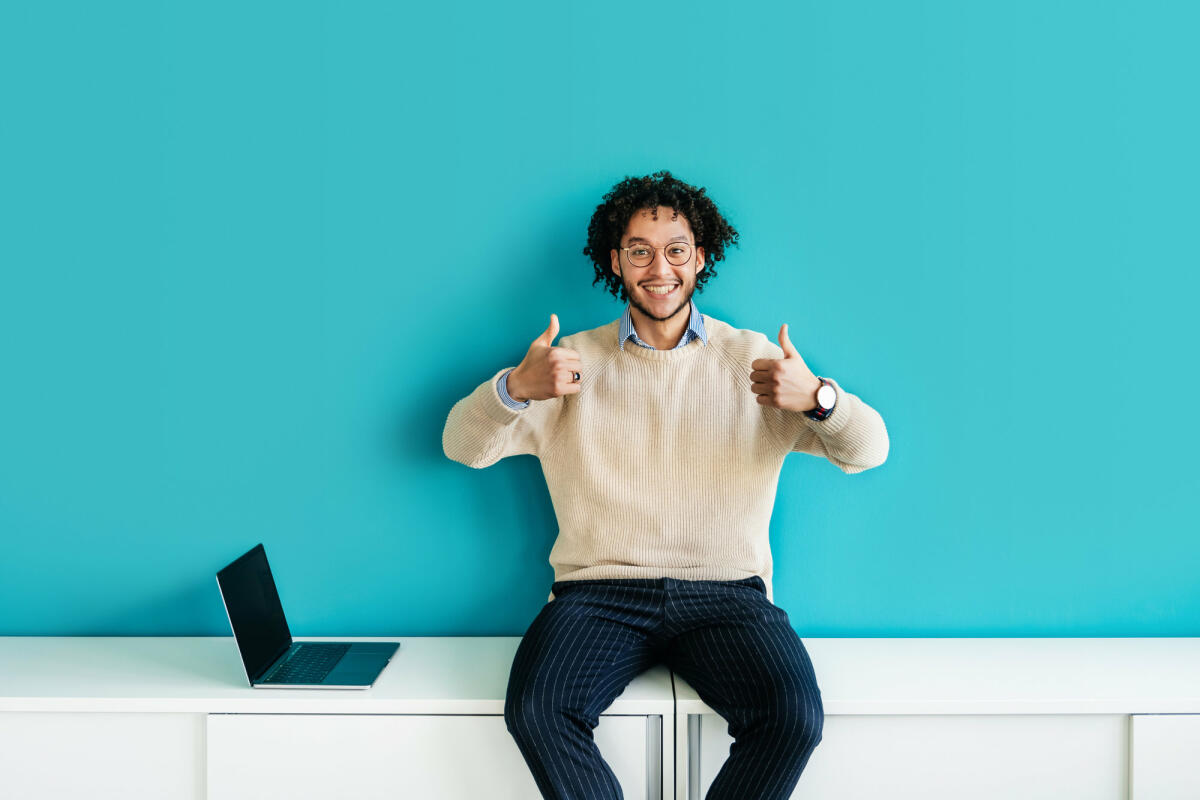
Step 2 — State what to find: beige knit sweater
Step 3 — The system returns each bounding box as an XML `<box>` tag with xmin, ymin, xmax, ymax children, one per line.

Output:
<box><xmin>442</xmin><ymin>314</ymin><xmax>890</xmax><ymax>603</ymax></box>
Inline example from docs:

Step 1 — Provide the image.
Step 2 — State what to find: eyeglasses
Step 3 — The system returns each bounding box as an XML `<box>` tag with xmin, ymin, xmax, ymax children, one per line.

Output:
<box><xmin>619</xmin><ymin>241</ymin><xmax>694</xmax><ymax>267</ymax></box>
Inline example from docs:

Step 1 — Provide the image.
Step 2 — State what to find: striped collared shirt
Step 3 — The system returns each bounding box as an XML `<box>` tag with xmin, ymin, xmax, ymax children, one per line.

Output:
<box><xmin>618</xmin><ymin>298</ymin><xmax>708</xmax><ymax>351</ymax></box>
<box><xmin>498</xmin><ymin>299</ymin><xmax>708</xmax><ymax>409</ymax></box>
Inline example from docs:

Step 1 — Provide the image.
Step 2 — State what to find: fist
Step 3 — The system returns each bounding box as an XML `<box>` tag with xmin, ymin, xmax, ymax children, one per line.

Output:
<box><xmin>750</xmin><ymin>324</ymin><xmax>822</xmax><ymax>411</ymax></box>
<box><xmin>507</xmin><ymin>314</ymin><xmax>583</xmax><ymax>402</ymax></box>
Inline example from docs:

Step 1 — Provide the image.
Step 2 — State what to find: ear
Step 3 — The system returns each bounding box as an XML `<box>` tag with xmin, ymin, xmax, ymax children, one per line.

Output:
<box><xmin>695</xmin><ymin>244</ymin><xmax>706</xmax><ymax>274</ymax></box>
<box><xmin>611</xmin><ymin>247</ymin><xmax>621</xmax><ymax>278</ymax></box>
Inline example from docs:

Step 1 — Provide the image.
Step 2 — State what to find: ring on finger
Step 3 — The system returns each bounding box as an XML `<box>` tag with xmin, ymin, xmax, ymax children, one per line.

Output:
<box><xmin>571</xmin><ymin>371</ymin><xmax>581</xmax><ymax>383</ymax></box>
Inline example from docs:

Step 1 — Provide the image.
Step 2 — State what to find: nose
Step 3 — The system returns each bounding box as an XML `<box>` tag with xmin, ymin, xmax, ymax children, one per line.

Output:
<box><xmin>647</xmin><ymin>249</ymin><xmax>675</xmax><ymax>277</ymax></box>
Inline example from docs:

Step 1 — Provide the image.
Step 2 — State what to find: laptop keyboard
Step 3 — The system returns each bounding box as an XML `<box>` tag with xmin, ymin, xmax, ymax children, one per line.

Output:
<box><xmin>261</xmin><ymin>643</ymin><xmax>351</xmax><ymax>684</ymax></box>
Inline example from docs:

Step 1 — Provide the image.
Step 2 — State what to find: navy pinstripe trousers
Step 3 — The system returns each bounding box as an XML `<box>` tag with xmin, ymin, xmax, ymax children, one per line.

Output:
<box><xmin>504</xmin><ymin>575</ymin><xmax>824</xmax><ymax>799</ymax></box>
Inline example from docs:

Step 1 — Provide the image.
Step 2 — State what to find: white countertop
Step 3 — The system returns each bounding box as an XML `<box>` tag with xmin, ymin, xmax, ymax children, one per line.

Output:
<box><xmin>0</xmin><ymin>636</ymin><xmax>672</xmax><ymax>715</ymax></box>
<box><xmin>2</xmin><ymin>636</ymin><xmax>1197</xmax><ymax>716</ymax></box>
<box><xmin>675</xmin><ymin>637</ymin><xmax>1200</xmax><ymax>715</ymax></box>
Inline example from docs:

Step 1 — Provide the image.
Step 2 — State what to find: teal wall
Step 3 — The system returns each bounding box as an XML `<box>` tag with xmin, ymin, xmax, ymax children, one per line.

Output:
<box><xmin>2</xmin><ymin>1</ymin><xmax>1196</xmax><ymax>636</ymax></box>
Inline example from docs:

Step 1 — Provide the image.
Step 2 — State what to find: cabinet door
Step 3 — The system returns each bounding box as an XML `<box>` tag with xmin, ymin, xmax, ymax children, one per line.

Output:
<box><xmin>0</xmin><ymin>712</ymin><xmax>203</xmax><ymax>800</ymax></box>
<box><xmin>207</xmin><ymin>713</ymin><xmax>659</xmax><ymax>799</ymax></box>
<box><xmin>1131</xmin><ymin>714</ymin><xmax>1200</xmax><ymax>799</ymax></box>
<box><xmin>689</xmin><ymin>712</ymin><xmax>1127</xmax><ymax>800</ymax></box>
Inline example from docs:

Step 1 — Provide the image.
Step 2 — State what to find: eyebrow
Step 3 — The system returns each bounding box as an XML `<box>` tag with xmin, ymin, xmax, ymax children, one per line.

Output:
<box><xmin>624</xmin><ymin>235</ymin><xmax>690</xmax><ymax>245</ymax></box>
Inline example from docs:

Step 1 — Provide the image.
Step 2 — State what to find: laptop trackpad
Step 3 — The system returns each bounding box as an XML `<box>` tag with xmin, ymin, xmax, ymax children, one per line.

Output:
<box><xmin>325</xmin><ymin>654</ymin><xmax>387</xmax><ymax>683</ymax></box>
<box><xmin>339</xmin><ymin>654</ymin><xmax>386</xmax><ymax>670</ymax></box>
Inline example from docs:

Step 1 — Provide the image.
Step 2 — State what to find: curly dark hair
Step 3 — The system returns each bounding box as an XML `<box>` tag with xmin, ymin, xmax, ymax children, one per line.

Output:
<box><xmin>583</xmin><ymin>170</ymin><xmax>740</xmax><ymax>301</ymax></box>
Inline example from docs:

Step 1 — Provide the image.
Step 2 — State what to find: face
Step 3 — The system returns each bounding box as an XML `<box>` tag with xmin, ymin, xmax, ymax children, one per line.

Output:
<box><xmin>610</xmin><ymin>206</ymin><xmax>707</xmax><ymax>322</ymax></box>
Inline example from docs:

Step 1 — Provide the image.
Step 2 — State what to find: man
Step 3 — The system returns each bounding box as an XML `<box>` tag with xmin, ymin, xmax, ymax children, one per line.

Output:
<box><xmin>442</xmin><ymin>170</ymin><xmax>889</xmax><ymax>799</ymax></box>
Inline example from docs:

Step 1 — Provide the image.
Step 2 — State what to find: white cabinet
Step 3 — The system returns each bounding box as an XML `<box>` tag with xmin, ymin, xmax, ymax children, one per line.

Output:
<box><xmin>0</xmin><ymin>711</ymin><xmax>204</xmax><ymax>799</ymax></box>
<box><xmin>672</xmin><ymin>638</ymin><xmax>1200</xmax><ymax>800</ymax></box>
<box><xmin>688</xmin><ymin>712</ymin><xmax>1127</xmax><ymax>800</ymax></box>
<box><xmin>3</xmin><ymin>638</ymin><xmax>1200</xmax><ymax>800</ymax></box>
<box><xmin>207</xmin><ymin>713</ymin><xmax>663</xmax><ymax>800</ymax></box>
<box><xmin>1130</xmin><ymin>714</ymin><xmax>1200</xmax><ymax>799</ymax></box>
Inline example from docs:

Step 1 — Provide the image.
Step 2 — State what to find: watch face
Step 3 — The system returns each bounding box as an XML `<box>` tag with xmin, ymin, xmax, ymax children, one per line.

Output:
<box><xmin>817</xmin><ymin>383</ymin><xmax>837</xmax><ymax>409</ymax></box>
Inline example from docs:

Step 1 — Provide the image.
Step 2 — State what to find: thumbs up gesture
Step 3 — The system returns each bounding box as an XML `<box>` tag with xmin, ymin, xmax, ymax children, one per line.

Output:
<box><xmin>750</xmin><ymin>324</ymin><xmax>823</xmax><ymax>411</ymax></box>
<box><xmin>506</xmin><ymin>314</ymin><xmax>583</xmax><ymax>402</ymax></box>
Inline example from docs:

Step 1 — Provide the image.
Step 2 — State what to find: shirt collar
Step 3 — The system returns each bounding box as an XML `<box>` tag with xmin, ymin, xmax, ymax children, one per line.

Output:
<box><xmin>618</xmin><ymin>298</ymin><xmax>708</xmax><ymax>351</ymax></box>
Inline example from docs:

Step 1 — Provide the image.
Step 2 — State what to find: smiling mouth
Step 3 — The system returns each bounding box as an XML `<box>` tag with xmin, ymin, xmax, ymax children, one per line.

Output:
<box><xmin>642</xmin><ymin>283</ymin><xmax>680</xmax><ymax>296</ymax></box>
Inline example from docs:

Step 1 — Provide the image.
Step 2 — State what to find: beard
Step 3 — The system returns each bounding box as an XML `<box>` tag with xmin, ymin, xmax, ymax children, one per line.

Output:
<box><xmin>622</xmin><ymin>275</ymin><xmax>695</xmax><ymax>322</ymax></box>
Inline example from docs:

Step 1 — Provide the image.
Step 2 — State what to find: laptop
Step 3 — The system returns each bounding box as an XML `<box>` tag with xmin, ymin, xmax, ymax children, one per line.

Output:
<box><xmin>216</xmin><ymin>543</ymin><xmax>399</xmax><ymax>689</ymax></box>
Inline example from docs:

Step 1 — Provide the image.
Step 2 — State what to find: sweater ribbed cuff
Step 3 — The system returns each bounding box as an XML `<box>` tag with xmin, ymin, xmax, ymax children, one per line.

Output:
<box><xmin>801</xmin><ymin>377</ymin><xmax>854</xmax><ymax>437</ymax></box>
<box><xmin>479</xmin><ymin>367</ymin><xmax>528</xmax><ymax>425</ymax></box>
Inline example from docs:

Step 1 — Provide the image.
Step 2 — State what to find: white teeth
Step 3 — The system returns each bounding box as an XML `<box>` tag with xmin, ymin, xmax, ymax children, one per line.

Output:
<box><xmin>645</xmin><ymin>285</ymin><xmax>677</xmax><ymax>295</ymax></box>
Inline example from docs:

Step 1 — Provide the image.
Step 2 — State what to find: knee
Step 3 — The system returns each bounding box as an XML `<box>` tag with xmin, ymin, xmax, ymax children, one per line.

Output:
<box><xmin>504</xmin><ymin>682</ymin><xmax>566</xmax><ymax>739</ymax></box>
<box><xmin>506</xmin><ymin>684</ymin><xmax>596</xmax><ymax>743</ymax></box>
<box><xmin>504</xmin><ymin>686</ymin><xmax>541</xmax><ymax>737</ymax></box>
<box><xmin>766</xmin><ymin>674</ymin><xmax>824</xmax><ymax>751</ymax></box>
<box><xmin>794</xmin><ymin>698</ymin><xmax>824</xmax><ymax>750</ymax></box>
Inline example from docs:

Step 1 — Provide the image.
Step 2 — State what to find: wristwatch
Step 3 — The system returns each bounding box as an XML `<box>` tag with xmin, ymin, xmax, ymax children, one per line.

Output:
<box><xmin>804</xmin><ymin>377</ymin><xmax>837</xmax><ymax>421</ymax></box>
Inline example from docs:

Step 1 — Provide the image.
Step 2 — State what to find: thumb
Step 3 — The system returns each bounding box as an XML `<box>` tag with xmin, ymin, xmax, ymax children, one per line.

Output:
<box><xmin>778</xmin><ymin>323</ymin><xmax>799</xmax><ymax>358</ymax></box>
<box><xmin>536</xmin><ymin>313</ymin><xmax>560</xmax><ymax>346</ymax></box>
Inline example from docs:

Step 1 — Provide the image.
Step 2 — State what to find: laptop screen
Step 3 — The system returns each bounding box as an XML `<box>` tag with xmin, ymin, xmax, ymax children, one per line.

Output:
<box><xmin>216</xmin><ymin>544</ymin><xmax>292</xmax><ymax>682</ymax></box>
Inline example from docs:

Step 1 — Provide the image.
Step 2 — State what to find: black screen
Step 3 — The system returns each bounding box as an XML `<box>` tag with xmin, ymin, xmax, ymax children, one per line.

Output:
<box><xmin>216</xmin><ymin>544</ymin><xmax>292</xmax><ymax>681</ymax></box>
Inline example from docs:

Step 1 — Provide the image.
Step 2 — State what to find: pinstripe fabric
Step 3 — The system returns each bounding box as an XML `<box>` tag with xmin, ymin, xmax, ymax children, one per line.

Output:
<box><xmin>497</xmin><ymin>300</ymin><xmax>708</xmax><ymax>410</ymax></box>
<box><xmin>504</xmin><ymin>575</ymin><xmax>823</xmax><ymax>799</ymax></box>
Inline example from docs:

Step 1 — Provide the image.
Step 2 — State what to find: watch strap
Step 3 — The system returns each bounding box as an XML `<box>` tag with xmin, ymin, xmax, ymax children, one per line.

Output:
<box><xmin>804</xmin><ymin>377</ymin><xmax>837</xmax><ymax>421</ymax></box>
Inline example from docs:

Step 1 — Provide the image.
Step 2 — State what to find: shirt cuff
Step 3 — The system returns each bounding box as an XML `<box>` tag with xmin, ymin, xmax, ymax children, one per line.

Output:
<box><xmin>497</xmin><ymin>368</ymin><xmax>531</xmax><ymax>410</ymax></box>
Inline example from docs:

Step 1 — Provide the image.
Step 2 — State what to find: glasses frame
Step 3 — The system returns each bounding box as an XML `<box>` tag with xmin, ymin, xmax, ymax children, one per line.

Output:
<box><xmin>619</xmin><ymin>240</ymin><xmax>695</xmax><ymax>268</ymax></box>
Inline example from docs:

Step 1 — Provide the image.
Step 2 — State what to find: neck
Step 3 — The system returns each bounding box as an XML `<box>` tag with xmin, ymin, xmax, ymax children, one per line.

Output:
<box><xmin>630</xmin><ymin>304</ymin><xmax>689</xmax><ymax>349</ymax></box>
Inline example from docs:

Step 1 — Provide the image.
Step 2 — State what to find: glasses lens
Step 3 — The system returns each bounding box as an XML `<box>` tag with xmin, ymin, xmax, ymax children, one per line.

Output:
<box><xmin>666</xmin><ymin>242</ymin><xmax>692</xmax><ymax>265</ymax></box>
<box><xmin>627</xmin><ymin>246</ymin><xmax>653</xmax><ymax>267</ymax></box>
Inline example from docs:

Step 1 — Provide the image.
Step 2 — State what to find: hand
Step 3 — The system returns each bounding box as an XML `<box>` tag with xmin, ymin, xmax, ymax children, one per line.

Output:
<box><xmin>750</xmin><ymin>324</ymin><xmax>823</xmax><ymax>411</ymax></box>
<box><xmin>507</xmin><ymin>314</ymin><xmax>583</xmax><ymax>402</ymax></box>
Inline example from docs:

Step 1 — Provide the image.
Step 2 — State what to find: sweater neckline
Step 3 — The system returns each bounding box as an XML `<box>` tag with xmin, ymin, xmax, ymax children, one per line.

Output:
<box><xmin>618</xmin><ymin>334</ymin><xmax>706</xmax><ymax>361</ymax></box>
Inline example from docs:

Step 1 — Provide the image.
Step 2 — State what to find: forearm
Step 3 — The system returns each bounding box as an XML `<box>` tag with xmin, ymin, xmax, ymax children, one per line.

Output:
<box><xmin>443</xmin><ymin>368</ymin><xmax>543</xmax><ymax>468</ymax></box>
<box><xmin>786</xmin><ymin>380</ymin><xmax>890</xmax><ymax>473</ymax></box>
